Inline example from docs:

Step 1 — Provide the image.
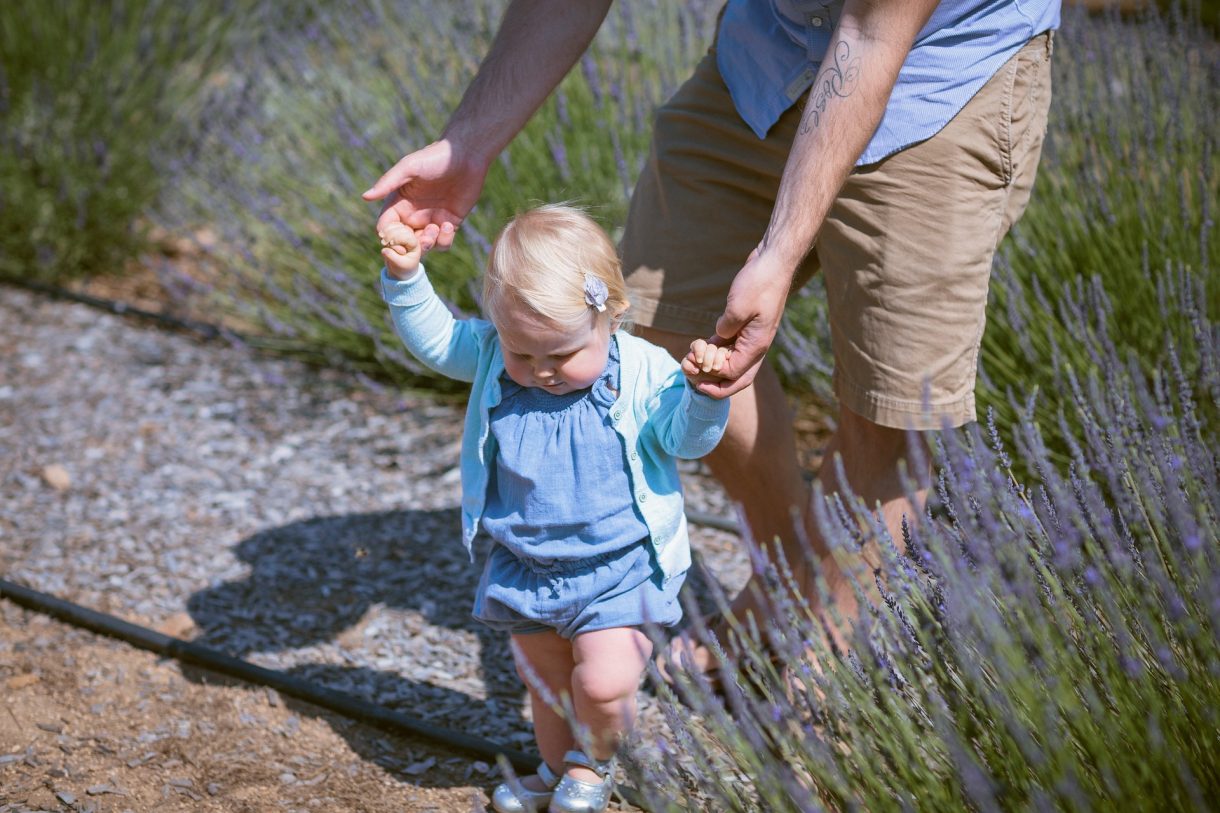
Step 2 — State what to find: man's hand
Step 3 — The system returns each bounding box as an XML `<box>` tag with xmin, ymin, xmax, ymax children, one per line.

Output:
<box><xmin>380</xmin><ymin>223</ymin><xmax>424</xmax><ymax>280</ymax></box>
<box><xmin>361</xmin><ymin>2</ymin><xmax>613</xmax><ymax>255</ymax></box>
<box><xmin>362</xmin><ymin>139</ymin><xmax>488</xmax><ymax>253</ymax></box>
<box><xmin>682</xmin><ymin>338</ymin><xmax>733</xmax><ymax>385</ymax></box>
<box><xmin>697</xmin><ymin>248</ymin><xmax>794</xmax><ymax>398</ymax></box>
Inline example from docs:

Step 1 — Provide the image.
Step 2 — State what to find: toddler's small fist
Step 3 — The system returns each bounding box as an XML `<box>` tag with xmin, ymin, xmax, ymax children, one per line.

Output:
<box><xmin>682</xmin><ymin>338</ymin><xmax>732</xmax><ymax>380</ymax></box>
<box><xmin>380</xmin><ymin>224</ymin><xmax>422</xmax><ymax>278</ymax></box>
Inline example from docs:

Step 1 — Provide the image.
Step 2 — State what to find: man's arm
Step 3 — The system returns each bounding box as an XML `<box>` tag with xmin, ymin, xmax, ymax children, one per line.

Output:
<box><xmin>362</xmin><ymin>0</ymin><xmax>613</xmax><ymax>247</ymax></box>
<box><xmin>699</xmin><ymin>0</ymin><xmax>940</xmax><ymax>398</ymax></box>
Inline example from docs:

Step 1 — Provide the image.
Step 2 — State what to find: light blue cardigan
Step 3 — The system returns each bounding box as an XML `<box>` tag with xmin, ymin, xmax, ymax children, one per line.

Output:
<box><xmin>380</xmin><ymin>267</ymin><xmax>730</xmax><ymax>580</ymax></box>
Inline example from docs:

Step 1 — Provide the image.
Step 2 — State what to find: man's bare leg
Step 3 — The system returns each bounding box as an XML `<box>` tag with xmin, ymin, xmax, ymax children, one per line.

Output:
<box><xmin>638</xmin><ymin>326</ymin><xmax>931</xmax><ymax>666</ymax></box>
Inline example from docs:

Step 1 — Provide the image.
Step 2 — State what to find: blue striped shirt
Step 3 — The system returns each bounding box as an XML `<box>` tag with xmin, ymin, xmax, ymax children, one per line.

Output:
<box><xmin>716</xmin><ymin>0</ymin><xmax>1061</xmax><ymax>164</ymax></box>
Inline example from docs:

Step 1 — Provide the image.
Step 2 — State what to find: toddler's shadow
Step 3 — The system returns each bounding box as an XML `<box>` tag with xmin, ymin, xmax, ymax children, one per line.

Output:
<box><xmin>183</xmin><ymin>507</ymin><xmax>732</xmax><ymax>789</ymax></box>
<box><xmin>184</xmin><ymin>508</ymin><xmax>525</xmax><ymax>788</ymax></box>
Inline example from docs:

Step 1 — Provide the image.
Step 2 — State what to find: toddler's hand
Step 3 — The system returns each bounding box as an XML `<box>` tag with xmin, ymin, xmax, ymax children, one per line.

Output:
<box><xmin>380</xmin><ymin>223</ymin><xmax>423</xmax><ymax>279</ymax></box>
<box><xmin>681</xmin><ymin>338</ymin><xmax>732</xmax><ymax>383</ymax></box>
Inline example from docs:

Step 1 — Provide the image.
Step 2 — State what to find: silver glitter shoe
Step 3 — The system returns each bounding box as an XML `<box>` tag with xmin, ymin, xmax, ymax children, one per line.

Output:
<box><xmin>491</xmin><ymin>761</ymin><xmax>561</xmax><ymax>813</ymax></box>
<box><xmin>548</xmin><ymin>750</ymin><xmax>616</xmax><ymax>813</ymax></box>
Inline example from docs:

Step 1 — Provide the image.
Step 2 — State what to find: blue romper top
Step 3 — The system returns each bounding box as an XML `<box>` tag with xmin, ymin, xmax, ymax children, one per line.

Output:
<box><xmin>480</xmin><ymin>335</ymin><xmax>649</xmax><ymax>565</ymax></box>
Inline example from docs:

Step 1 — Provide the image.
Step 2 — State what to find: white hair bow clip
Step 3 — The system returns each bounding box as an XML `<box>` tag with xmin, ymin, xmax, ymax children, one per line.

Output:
<box><xmin>583</xmin><ymin>274</ymin><xmax>609</xmax><ymax>313</ymax></box>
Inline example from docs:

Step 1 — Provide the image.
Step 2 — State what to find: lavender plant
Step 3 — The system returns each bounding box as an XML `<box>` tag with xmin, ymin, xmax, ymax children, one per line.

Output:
<box><xmin>633</xmin><ymin>265</ymin><xmax>1218</xmax><ymax>811</ymax></box>
<box><xmin>0</xmin><ymin>0</ymin><xmax>252</xmax><ymax>283</ymax></box>
<box><xmin>162</xmin><ymin>0</ymin><xmax>716</xmax><ymax>385</ymax></box>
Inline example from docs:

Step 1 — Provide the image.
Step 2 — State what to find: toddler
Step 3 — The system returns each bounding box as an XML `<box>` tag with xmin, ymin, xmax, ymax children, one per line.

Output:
<box><xmin>378</xmin><ymin>204</ymin><xmax>730</xmax><ymax>813</ymax></box>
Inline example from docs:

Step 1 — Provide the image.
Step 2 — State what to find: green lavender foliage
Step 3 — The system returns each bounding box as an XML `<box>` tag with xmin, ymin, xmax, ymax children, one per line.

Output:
<box><xmin>633</xmin><ymin>268</ymin><xmax>1218</xmax><ymax>811</ymax></box>
<box><xmin>161</xmin><ymin>0</ymin><xmax>715</xmax><ymax>384</ymax></box>
<box><xmin>981</xmin><ymin>4</ymin><xmax>1218</xmax><ymax>443</ymax></box>
<box><xmin>0</xmin><ymin>1</ymin><xmax>250</xmax><ymax>283</ymax></box>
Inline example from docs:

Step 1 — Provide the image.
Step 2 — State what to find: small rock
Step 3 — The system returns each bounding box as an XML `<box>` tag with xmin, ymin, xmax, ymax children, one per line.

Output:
<box><xmin>35</xmin><ymin>721</ymin><xmax>63</xmax><ymax>734</ymax></box>
<box><xmin>279</xmin><ymin>771</ymin><xmax>297</xmax><ymax>784</ymax></box>
<box><xmin>40</xmin><ymin>463</ymin><xmax>71</xmax><ymax>492</ymax></box>
<box><xmin>5</xmin><ymin>673</ymin><xmax>39</xmax><ymax>690</ymax></box>
<box><xmin>153</xmin><ymin>612</ymin><xmax>195</xmax><ymax>639</ymax></box>
<box><xmin>206</xmin><ymin>782</ymin><xmax>221</xmax><ymax>796</ymax></box>
<box><xmin>86</xmin><ymin>783</ymin><xmax>127</xmax><ymax>796</ymax></box>
<box><xmin>56</xmin><ymin>791</ymin><xmax>76</xmax><ymax>805</ymax></box>
<box><xmin>404</xmin><ymin>756</ymin><xmax>435</xmax><ymax>775</ymax></box>
<box><xmin>133</xmin><ymin>339</ymin><xmax>167</xmax><ymax>366</ymax></box>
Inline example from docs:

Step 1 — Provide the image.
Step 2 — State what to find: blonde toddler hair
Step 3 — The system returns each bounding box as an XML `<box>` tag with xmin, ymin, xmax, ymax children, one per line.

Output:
<box><xmin>483</xmin><ymin>204</ymin><xmax>631</xmax><ymax>331</ymax></box>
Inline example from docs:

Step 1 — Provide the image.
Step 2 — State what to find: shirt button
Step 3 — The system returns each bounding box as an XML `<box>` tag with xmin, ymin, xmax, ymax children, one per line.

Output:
<box><xmin>810</xmin><ymin>15</ymin><xmax>824</xmax><ymax>27</ymax></box>
<box><xmin>630</xmin><ymin>451</ymin><xmax>638</xmax><ymax>461</ymax></box>
<box><xmin>613</xmin><ymin>410</ymin><xmax>622</xmax><ymax>420</ymax></box>
<box><xmin>638</xmin><ymin>492</ymin><xmax>647</xmax><ymax>503</ymax></box>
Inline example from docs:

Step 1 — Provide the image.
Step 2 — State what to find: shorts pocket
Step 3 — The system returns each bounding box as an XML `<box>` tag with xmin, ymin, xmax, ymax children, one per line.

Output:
<box><xmin>1000</xmin><ymin>33</ymin><xmax>1052</xmax><ymax>185</ymax></box>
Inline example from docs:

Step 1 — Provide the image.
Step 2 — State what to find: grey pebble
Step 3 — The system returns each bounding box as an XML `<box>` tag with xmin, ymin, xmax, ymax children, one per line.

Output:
<box><xmin>86</xmin><ymin>783</ymin><xmax>127</xmax><ymax>796</ymax></box>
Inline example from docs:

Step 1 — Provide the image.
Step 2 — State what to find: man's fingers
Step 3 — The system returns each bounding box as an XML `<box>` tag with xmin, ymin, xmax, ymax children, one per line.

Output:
<box><xmin>362</xmin><ymin>157</ymin><xmax>414</xmax><ymax>201</ymax></box>
<box><xmin>696</xmin><ymin>358</ymin><xmax>762</xmax><ymax>397</ymax></box>
<box><xmin>716</xmin><ymin>339</ymin><xmax>764</xmax><ymax>382</ymax></box>
<box><xmin>433</xmin><ymin>222</ymin><xmax>458</xmax><ymax>251</ymax></box>
<box><xmin>375</xmin><ymin>203</ymin><xmax>408</xmax><ymax>235</ymax></box>
<box><xmin>418</xmin><ymin>223</ymin><xmax>440</xmax><ymax>252</ymax></box>
<box><xmin>714</xmin><ymin>308</ymin><xmax>748</xmax><ymax>344</ymax></box>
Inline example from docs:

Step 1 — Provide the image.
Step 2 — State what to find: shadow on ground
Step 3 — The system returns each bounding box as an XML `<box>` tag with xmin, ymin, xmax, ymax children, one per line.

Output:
<box><xmin>184</xmin><ymin>508</ymin><xmax>524</xmax><ymax>788</ymax></box>
<box><xmin>184</xmin><ymin>507</ymin><xmax>734</xmax><ymax>789</ymax></box>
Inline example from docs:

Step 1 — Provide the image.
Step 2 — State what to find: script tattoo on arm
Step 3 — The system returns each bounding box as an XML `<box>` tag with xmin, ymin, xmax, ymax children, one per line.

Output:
<box><xmin>800</xmin><ymin>40</ymin><xmax>862</xmax><ymax>134</ymax></box>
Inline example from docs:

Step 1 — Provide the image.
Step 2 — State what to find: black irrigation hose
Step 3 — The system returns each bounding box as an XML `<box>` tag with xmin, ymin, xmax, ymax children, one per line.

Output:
<box><xmin>12</xmin><ymin>280</ymin><xmax>230</xmax><ymax>341</ymax></box>
<box><xmin>0</xmin><ymin>578</ymin><xmax>652</xmax><ymax>810</ymax></box>
<box><xmin>0</xmin><ymin>579</ymin><xmax>536</xmax><ymax>768</ymax></box>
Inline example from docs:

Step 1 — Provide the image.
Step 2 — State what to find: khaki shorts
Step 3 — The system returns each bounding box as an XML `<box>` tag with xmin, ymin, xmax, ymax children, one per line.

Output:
<box><xmin>621</xmin><ymin>31</ymin><xmax>1054</xmax><ymax>430</ymax></box>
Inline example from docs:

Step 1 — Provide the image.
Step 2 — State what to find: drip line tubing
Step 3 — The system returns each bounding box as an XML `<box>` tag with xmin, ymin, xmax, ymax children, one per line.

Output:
<box><xmin>12</xmin><ymin>280</ymin><xmax>230</xmax><ymax>341</ymax></box>
<box><xmin>0</xmin><ymin>578</ymin><xmax>652</xmax><ymax>809</ymax></box>
<box><xmin>0</xmin><ymin>578</ymin><xmax>536</xmax><ymax>770</ymax></box>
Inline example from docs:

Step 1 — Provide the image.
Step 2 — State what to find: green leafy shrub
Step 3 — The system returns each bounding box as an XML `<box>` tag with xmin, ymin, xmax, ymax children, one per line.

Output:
<box><xmin>0</xmin><ymin>1</ymin><xmax>245</xmax><ymax>283</ymax></box>
<box><xmin>163</xmin><ymin>0</ymin><xmax>716</xmax><ymax>386</ymax></box>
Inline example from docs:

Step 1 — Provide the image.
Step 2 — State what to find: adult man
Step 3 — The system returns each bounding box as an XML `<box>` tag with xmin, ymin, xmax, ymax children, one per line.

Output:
<box><xmin>365</xmin><ymin>0</ymin><xmax>1059</xmax><ymax>672</ymax></box>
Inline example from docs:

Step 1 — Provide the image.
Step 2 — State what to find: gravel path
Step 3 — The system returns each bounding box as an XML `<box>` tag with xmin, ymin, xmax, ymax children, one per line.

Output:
<box><xmin>0</xmin><ymin>284</ymin><xmax>754</xmax><ymax>810</ymax></box>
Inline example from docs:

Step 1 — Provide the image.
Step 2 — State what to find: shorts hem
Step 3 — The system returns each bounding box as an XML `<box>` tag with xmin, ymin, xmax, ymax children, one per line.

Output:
<box><xmin>834</xmin><ymin>372</ymin><xmax>977</xmax><ymax>431</ymax></box>
<box><xmin>474</xmin><ymin>617</ymin><xmax>682</xmax><ymax>640</ymax></box>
